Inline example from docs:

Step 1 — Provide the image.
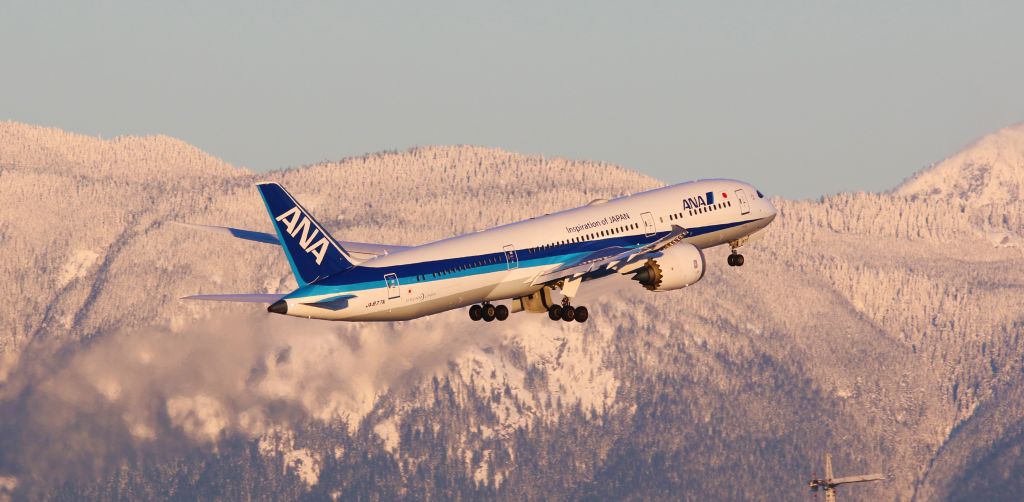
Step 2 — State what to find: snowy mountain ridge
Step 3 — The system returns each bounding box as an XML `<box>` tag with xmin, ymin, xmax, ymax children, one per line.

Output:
<box><xmin>894</xmin><ymin>123</ymin><xmax>1024</xmax><ymax>248</ymax></box>
<box><xmin>896</xmin><ymin>122</ymin><xmax>1024</xmax><ymax>204</ymax></box>
<box><xmin>1</xmin><ymin>121</ymin><xmax>1023</xmax><ymax>500</ymax></box>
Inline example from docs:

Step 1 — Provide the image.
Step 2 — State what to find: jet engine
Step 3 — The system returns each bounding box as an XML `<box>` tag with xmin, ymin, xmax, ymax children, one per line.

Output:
<box><xmin>630</xmin><ymin>243</ymin><xmax>706</xmax><ymax>291</ymax></box>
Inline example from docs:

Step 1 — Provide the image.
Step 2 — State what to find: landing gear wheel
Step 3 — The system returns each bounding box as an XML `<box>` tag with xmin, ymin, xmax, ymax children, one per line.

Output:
<box><xmin>734</xmin><ymin>254</ymin><xmax>744</xmax><ymax>266</ymax></box>
<box><xmin>574</xmin><ymin>306</ymin><xmax>589</xmax><ymax>323</ymax></box>
<box><xmin>482</xmin><ymin>304</ymin><xmax>496</xmax><ymax>322</ymax></box>
<box><xmin>728</xmin><ymin>253</ymin><xmax>745</xmax><ymax>267</ymax></box>
<box><xmin>495</xmin><ymin>304</ymin><xmax>509</xmax><ymax>321</ymax></box>
<box><xmin>561</xmin><ymin>306</ymin><xmax>576</xmax><ymax>322</ymax></box>
<box><xmin>548</xmin><ymin>305</ymin><xmax>563</xmax><ymax>321</ymax></box>
<box><xmin>469</xmin><ymin>304</ymin><xmax>482</xmax><ymax>321</ymax></box>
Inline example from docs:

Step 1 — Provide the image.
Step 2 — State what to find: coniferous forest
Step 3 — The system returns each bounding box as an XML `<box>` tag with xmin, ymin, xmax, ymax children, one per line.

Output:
<box><xmin>2</xmin><ymin>121</ymin><xmax>1024</xmax><ymax>501</ymax></box>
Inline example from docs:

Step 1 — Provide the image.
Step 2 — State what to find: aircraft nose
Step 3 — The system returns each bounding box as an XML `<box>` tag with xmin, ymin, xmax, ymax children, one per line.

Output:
<box><xmin>765</xmin><ymin>199</ymin><xmax>778</xmax><ymax>221</ymax></box>
<box><xmin>267</xmin><ymin>299</ymin><xmax>288</xmax><ymax>315</ymax></box>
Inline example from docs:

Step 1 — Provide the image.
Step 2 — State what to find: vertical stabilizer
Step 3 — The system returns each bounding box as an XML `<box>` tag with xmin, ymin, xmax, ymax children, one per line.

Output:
<box><xmin>256</xmin><ymin>182</ymin><xmax>354</xmax><ymax>286</ymax></box>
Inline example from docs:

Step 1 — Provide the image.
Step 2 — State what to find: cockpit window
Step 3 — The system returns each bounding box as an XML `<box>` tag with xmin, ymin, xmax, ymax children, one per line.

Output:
<box><xmin>756</xmin><ymin>190</ymin><xmax>764</xmax><ymax>198</ymax></box>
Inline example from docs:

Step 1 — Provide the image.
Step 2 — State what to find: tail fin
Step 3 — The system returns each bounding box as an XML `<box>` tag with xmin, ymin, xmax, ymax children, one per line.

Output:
<box><xmin>256</xmin><ymin>182</ymin><xmax>354</xmax><ymax>286</ymax></box>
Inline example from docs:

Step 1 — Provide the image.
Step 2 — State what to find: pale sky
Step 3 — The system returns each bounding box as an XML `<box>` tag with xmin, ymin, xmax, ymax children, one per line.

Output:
<box><xmin>2</xmin><ymin>0</ymin><xmax>1022</xmax><ymax>198</ymax></box>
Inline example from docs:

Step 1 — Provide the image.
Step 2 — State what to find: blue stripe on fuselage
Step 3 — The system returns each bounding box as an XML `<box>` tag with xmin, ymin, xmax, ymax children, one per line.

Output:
<box><xmin>286</xmin><ymin>217</ymin><xmax>761</xmax><ymax>299</ymax></box>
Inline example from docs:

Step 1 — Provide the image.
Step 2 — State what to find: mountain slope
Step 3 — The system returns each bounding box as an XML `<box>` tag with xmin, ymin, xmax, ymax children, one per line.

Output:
<box><xmin>896</xmin><ymin>122</ymin><xmax>1024</xmax><ymax>248</ymax></box>
<box><xmin>0</xmin><ymin>121</ymin><xmax>1022</xmax><ymax>501</ymax></box>
<box><xmin>896</xmin><ymin>122</ymin><xmax>1024</xmax><ymax>204</ymax></box>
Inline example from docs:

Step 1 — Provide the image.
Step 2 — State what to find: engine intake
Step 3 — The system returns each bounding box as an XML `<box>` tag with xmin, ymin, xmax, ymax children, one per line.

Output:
<box><xmin>631</xmin><ymin>243</ymin><xmax>706</xmax><ymax>291</ymax></box>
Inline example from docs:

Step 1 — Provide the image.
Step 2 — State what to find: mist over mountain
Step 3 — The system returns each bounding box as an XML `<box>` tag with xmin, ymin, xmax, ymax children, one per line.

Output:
<box><xmin>0</xmin><ymin>121</ymin><xmax>1022</xmax><ymax>501</ymax></box>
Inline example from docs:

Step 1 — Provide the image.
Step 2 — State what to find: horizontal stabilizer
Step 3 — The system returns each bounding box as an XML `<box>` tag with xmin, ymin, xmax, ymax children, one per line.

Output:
<box><xmin>181</xmin><ymin>293</ymin><xmax>286</xmax><ymax>303</ymax></box>
<box><xmin>172</xmin><ymin>222</ymin><xmax>279</xmax><ymax>244</ymax></box>
<box><xmin>173</xmin><ymin>222</ymin><xmax>412</xmax><ymax>260</ymax></box>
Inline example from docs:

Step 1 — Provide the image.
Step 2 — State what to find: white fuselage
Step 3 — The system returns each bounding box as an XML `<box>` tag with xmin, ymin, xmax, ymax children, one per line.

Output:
<box><xmin>280</xmin><ymin>179</ymin><xmax>776</xmax><ymax>321</ymax></box>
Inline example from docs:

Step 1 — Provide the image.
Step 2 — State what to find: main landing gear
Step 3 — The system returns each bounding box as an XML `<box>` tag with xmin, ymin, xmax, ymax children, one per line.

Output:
<box><xmin>547</xmin><ymin>298</ymin><xmax>589</xmax><ymax>323</ymax></box>
<box><xmin>727</xmin><ymin>251</ymin><xmax>745</xmax><ymax>267</ymax></box>
<box><xmin>469</xmin><ymin>303</ymin><xmax>509</xmax><ymax>322</ymax></box>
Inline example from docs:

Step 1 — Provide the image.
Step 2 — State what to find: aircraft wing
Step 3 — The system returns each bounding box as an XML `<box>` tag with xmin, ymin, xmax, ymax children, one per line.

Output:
<box><xmin>531</xmin><ymin>225</ymin><xmax>689</xmax><ymax>286</ymax></box>
<box><xmin>173</xmin><ymin>222</ymin><xmax>411</xmax><ymax>260</ymax></box>
<box><xmin>830</xmin><ymin>474</ymin><xmax>885</xmax><ymax>486</ymax></box>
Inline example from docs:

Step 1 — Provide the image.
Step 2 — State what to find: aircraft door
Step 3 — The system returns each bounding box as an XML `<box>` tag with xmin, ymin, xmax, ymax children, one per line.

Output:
<box><xmin>384</xmin><ymin>273</ymin><xmax>400</xmax><ymax>299</ymax></box>
<box><xmin>503</xmin><ymin>245</ymin><xmax>519</xmax><ymax>270</ymax></box>
<box><xmin>641</xmin><ymin>212</ymin><xmax>656</xmax><ymax>236</ymax></box>
<box><xmin>735</xmin><ymin>189</ymin><xmax>750</xmax><ymax>215</ymax></box>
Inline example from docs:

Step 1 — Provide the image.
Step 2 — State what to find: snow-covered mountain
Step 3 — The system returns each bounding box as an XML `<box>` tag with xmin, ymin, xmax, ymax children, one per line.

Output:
<box><xmin>896</xmin><ymin>122</ymin><xmax>1024</xmax><ymax>204</ymax></box>
<box><xmin>0</xmin><ymin>121</ymin><xmax>1022</xmax><ymax>501</ymax></box>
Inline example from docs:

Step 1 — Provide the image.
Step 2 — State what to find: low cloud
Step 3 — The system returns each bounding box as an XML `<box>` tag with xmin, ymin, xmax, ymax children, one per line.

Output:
<box><xmin>0</xmin><ymin>311</ymin><xmax>503</xmax><ymax>485</ymax></box>
<box><xmin>0</xmin><ymin>275</ymin><xmax>634</xmax><ymax>490</ymax></box>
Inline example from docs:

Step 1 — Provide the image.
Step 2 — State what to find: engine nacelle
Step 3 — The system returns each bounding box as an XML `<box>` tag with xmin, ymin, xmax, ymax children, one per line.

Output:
<box><xmin>630</xmin><ymin>243</ymin><xmax>706</xmax><ymax>291</ymax></box>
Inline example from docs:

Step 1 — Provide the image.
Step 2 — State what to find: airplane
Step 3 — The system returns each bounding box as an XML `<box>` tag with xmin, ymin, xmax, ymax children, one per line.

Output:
<box><xmin>181</xmin><ymin>179</ymin><xmax>777</xmax><ymax>322</ymax></box>
<box><xmin>807</xmin><ymin>452</ymin><xmax>885</xmax><ymax>501</ymax></box>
